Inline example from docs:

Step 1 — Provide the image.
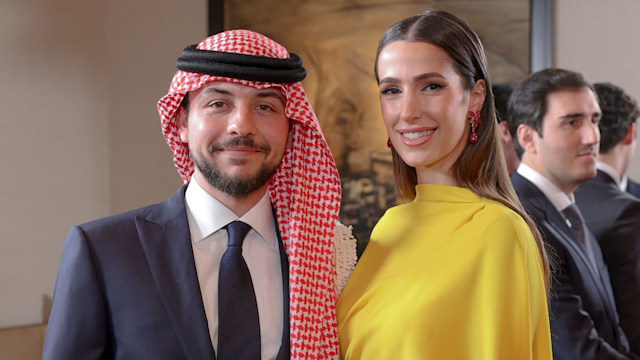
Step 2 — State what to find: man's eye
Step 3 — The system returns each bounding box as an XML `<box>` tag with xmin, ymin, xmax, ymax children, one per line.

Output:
<box><xmin>207</xmin><ymin>101</ymin><xmax>225</xmax><ymax>108</ymax></box>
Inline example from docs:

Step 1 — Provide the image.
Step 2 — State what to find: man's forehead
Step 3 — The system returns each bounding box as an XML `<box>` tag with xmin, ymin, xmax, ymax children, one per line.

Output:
<box><xmin>545</xmin><ymin>87</ymin><xmax>600</xmax><ymax>115</ymax></box>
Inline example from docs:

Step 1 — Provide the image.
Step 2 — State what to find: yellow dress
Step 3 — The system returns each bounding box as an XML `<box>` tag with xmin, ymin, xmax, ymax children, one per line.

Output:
<box><xmin>337</xmin><ymin>184</ymin><xmax>551</xmax><ymax>359</ymax></box>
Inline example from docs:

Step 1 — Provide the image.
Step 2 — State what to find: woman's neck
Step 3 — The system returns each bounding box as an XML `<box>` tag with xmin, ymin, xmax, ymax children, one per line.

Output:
<box><xmin>415</xmin><ymin>166</ymin><xmax>461</xmax><ymax>187</ymax></box>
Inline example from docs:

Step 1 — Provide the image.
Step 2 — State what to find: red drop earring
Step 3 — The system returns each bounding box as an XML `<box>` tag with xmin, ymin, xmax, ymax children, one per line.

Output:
<box><xmin>387</xmin><ymin>137</ymin><xmax>393</xmax><ymax>149</ymax></box>
<box><xmin>468</xmin><ymin>111</ymin><xmax>481</xmax><ymax>144</ymax></box>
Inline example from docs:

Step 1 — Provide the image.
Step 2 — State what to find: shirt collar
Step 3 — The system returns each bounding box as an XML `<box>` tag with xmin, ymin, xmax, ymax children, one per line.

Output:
<box><xmin>597</xmin><ymin>161</ymin><xmax>624</xmax><ymax>190</ymax></box>
<box><xmin>184</xmin><ymin>176</ymin><xmax>276</xmax><ymax>247</ymax></box>
<box><xmin>517</xmin><ymin>162</ymin><xmax>574</xmax><ymax>212</ymax></box>
<box><xmin>621</xmin><ymin>174</ymin><xmax>629</xmax><ymax>192</ymax></box>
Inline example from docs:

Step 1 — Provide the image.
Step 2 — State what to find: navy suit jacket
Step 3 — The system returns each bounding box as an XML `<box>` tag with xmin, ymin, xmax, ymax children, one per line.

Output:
<box><xmin>576</xmin><ymin>170</ymin><xmax>640</xmax><ymax>353</ymax></box>
<box><xmin>626</xmin><ymin>178</ymin><xmax>640</xmax><ymax>199</ymax></box>
<box><xmin>43</xmin><ymin>186</ymin><xmax>290</xmax><ymax>360</ymax></box>
<box><xmin>512</xmin><ymin>173</ymin><xmax>634</xmax><ymax>359</ymax></box>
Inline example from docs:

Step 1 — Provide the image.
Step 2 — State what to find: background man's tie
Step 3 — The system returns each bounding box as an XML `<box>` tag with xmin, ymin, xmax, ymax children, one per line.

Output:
<box><xmin>218</xmin><ymin>221</ymin><xmax>261</xmax><ymax>360</ymax></box>
<box><xmin>562</xmin><ymin>204</ymin><xmax>598</xmax><ymax>269</ymax></box>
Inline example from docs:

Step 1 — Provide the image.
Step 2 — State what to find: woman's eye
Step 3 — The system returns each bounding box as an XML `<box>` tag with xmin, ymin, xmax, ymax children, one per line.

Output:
<box><xmin>381</xmin><ymin>88</ymin><xmax>401</xmax><ymax>95</ymax></box>
<box><xmin>423</xmin><ymin>83</ymin><xmax>443</xmax><ymax>91</ymax></box>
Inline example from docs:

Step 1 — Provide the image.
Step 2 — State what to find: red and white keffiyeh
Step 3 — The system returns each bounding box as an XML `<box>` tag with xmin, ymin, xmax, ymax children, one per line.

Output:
<box><xmin>157</xmin><ymin>30</ymin><xmax>341</xmax><ymax>359</ymax></box>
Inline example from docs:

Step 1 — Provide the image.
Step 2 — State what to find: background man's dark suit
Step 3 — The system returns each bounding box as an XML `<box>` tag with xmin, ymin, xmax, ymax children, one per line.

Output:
<box><xmin>576</xmin><ymin>169</ymin><xmax>640</xmax><ymax>353</ymax></box>
<box><xmin>626</xmin><ymin>178</ymin><xmax>640</xmax><ymax>198</ymax></box>
<box><xmin>42</xmin><ymin>187</ymin><xmax>290</xmax><ymax>360</ymax></box>
<box><xmin>512</xmin><ymin>173</ymin><xmax>633</xmax><ymax>359</ymax></box>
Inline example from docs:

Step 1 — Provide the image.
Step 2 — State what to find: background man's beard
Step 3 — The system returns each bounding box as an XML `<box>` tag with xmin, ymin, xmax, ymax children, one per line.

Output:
<box><xmin>193</xmin><ymin>151</ymin><xmax>279</xmax><ymax>199</ymax></box>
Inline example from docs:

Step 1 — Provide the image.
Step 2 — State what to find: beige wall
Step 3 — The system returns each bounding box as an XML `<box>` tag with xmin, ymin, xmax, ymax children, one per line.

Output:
<box><xmin>555</xmin><ymin>0</ymin><xmax>640</xmax><ymax>180</ymax></box>
<box><xmin>106</xmin><ymin>0</ymin><xmax>205</xmax><ymax>213</ymax></box>
<box><xmin>0</xmin><ymin>0</ymin><xmax>109</xmax><ymax>328</ymax></box>
<box><xmin>0</xmin><ymin>0</ymin><xmax>205</xmax><ymax>328</ymax></box>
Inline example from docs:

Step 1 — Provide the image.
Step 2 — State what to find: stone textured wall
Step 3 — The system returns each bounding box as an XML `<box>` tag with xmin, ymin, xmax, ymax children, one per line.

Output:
<box><xmin>225</xmin><ymin>0</ymin><xmax>530</xmax><ymax>252</ymax></box>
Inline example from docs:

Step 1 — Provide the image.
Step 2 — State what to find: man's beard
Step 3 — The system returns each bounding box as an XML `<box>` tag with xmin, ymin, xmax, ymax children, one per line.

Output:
<box><xmin>192</xmin><ymin>137</ymin><xmax>280</xmax><ymax>199</ymax></box>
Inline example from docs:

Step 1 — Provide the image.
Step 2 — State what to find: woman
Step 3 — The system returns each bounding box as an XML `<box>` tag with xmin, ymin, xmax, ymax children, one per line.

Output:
<box><xmin>337</xmin><ymin>10</ymin><xmax>552</xmax><ymax>359</ymax></box>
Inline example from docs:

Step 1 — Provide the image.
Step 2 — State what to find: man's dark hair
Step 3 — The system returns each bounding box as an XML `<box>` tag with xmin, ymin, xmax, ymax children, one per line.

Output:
<box><xmin>594</xmin><ymin>82</ymin><xmax>639</xmax><ymax>153</ymax></box>
<box><xmin>493</xmin><ymin>83</ymin><xmax>514</xmax><ymax>123</ymax></box>
<box><xmin>507</xmin><ymin>68</ymin><xmax>594</xmax><ymax>157</ymax></box>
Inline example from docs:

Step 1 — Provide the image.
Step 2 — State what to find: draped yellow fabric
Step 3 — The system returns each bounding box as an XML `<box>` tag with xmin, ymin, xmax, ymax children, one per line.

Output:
<box><xmin>337</xmin><ymin>185</ymin><xmax>551</xmax><ymax>359</ymax></box>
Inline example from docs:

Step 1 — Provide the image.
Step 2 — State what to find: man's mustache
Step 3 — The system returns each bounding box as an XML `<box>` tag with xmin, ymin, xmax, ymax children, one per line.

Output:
<box><xmin>209</xmin><ymin>136</ymin><xmax>270</xmax><ymax>153</ymax></box>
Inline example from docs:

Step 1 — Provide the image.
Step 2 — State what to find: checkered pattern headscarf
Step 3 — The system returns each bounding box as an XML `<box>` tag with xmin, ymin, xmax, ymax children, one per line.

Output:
<box><xmin>157</xmin><ymin>30</ymin><xmax>341</xmax><ymax>359</ymax></box>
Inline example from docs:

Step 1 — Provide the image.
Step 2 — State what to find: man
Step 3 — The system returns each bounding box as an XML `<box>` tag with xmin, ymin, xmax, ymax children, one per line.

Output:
<box><xmin>575</xmin><ymin>82</ymin><xmax>640</xmax><ymax>353</ymax></box>
<box><xmin>493</xmin><ymin>83</ymin><xmax>520</xmax><ymax>175</ymax></box>
<box><xmin>508</xmin><ymin>68</ymin><xmax>637</xmax><ymax>359</ymax></box>
<box><xmin>43</xmin><ymin>30</ymin><xmax>354</xmax><ymax>359</ymax></box>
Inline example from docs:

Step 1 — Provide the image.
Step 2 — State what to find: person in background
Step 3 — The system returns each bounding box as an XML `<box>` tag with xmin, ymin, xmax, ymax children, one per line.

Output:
<box><xmin>509</xmin><ymin>68</ymin><xmax>637</xmax><ymax>359</ymax></box>
<box><xmin>626</xmin><ymin>178</ymin><xmax>640</xmax><ymax>197</ymax></box>
<box><xmin>493</xmin><ymin>82</ymin><xmax>520</xmax><ymax>175</ymax></box>
<box><xmin>43</xmin><ymin>29</ymin><xmax>356</xmax><ymax>359</ymax></box>
<box><xmin>575</xmin><ymin>82</ymin><xmax>640</xmax><ymax>353</ymax></box>
<box><xmin>337</xmin><ymin>10</ymin><xmax>551</xmax><ymax>359</ymax></box>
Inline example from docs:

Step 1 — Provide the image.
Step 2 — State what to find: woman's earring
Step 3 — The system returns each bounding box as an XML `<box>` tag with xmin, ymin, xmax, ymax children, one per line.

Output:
<box><xmin>468</xmin><ymin>111</ymin><xmax>481</xmax><ymax>144</ymax></box>
<box><xmin>387</xmin><ymin>137</ymin><xmax>393</xmax><ymax>149</ymax></box>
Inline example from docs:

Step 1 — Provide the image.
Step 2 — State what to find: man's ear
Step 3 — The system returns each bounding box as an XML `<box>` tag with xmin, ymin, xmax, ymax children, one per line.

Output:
<box><xmin>517</xmin><ymin>124</ymin><xmax>538</xmax><ymax>154</ymax></box>
<box><xmin>470</xmin><ymin>79</ymin><xmax>487</xmax><ymax>111</ymax></box>
<box><xmin>498</xmin><ymin>121</ymin><xmax>513</xmax><ymax>145</ymax></box>
<box><xmin>622</xmin><ymin>122</ymin><xmax>636</xmax><ymax>145</ymax></box>
<box><xmin>176</xmin><ymin>107</ymin><xmax>189</xmax><ymax>143</ymax></box>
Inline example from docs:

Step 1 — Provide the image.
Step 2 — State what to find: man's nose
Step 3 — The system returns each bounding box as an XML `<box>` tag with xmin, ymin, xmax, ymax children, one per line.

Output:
<box><xmin>583</xmin><ymin>120</ymin><xmax>600</xmax><ymax>146</ymax></box>
<box><xmin>227</xmin><ymin>106</ymin><xmax>257</xmax><ymax>137</ymax></box>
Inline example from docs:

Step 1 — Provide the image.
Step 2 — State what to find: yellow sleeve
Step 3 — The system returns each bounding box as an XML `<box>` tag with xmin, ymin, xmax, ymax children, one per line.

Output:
<box><xmin>467</xmin><ymin>209</ymin><xmax>552</xmax><ymax>360</ymax></box>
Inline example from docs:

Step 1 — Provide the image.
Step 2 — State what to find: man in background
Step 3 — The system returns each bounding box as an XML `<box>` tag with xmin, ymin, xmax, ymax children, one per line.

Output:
<box><xmin>627</xmin><ymin>178</ymin><xmax>640</xmax><ymax>197</ymax></box>
<box><xmin>509</xmin><ymin>68</ymin><xmax>636</xmax><ymax>359</ymax></box>
<box><xmin>575</xmin><ymin>82</ymin><xmax>640</xmax><ymax>353</ymax></box>
<box><xmin>493</xmin><ymin>83</ymin><xmax>520</xmax><ymax>175</ymax></box>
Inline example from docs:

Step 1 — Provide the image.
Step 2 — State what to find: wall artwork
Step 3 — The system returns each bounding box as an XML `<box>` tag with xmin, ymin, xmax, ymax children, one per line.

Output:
<box><xmin>222</xmin><ymin>0</ymin><xmax>531</xmax><ymax>255</ymax></box>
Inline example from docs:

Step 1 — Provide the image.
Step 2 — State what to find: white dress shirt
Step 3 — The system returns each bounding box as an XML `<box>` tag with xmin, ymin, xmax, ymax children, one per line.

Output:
<box><xmin>621</xmin><ymin>174</ymin><xmax>629</xmax><ymax>193</ymax></box>
<box><xmin>184</xmin><ymin>177</ymin><xmax>283</xmax><ymax>359</ymax></box>
<box><xmin>516</xmin><ymin>163</ymin><xmax>575</xmax><ymax>227</ymax></box>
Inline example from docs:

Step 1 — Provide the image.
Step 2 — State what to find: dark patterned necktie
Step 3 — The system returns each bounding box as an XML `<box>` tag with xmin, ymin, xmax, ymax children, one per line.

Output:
<box><xmin>217</xmin><ymin>221</ymin><xmax>261</xmax><ymax>360</ymax></box>
<box><xmin>562</xmin><ymin>204</ymin><xmax>597</xmax><ymax>269</ymax></box>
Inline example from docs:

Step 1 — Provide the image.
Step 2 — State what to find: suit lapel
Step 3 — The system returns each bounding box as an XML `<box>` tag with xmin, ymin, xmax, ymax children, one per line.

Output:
<box><xmin>580</xmin><ymin>171</ymin><xmax>625</xmax><ymax>316</ymax></box>
<box><xmin>584</xmin><ymin>229</ymin><xmax>619</xmax><ymax>316</ymax></box>
<box><xmin>543</xmin><ymin>204</ymin><xmax>600</xmax><ymax>279</ymax></box>
<box><xmin>136</xmin><ymin>186</ymin><xmax>216</xmax><ymax>360</ymax></box>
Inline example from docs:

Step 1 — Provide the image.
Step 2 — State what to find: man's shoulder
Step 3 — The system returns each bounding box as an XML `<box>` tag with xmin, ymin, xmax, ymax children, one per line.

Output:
<box><xmin>576</xmin><ymin>175</ymin><xmax>640</xmax><ymax>209</ymax></box>
<box><xmin>511</xmin><ymin>173</ymin><xmax>547</xmax><ymax>215</ymax></box>
<box><xmin>511</xmin><ymin>171</ymin><xmax>537</xmax><ymax>196</ymax></box>
<box><xmin>75</xmin><ymin>187</ymin><xmax>187</xmax><ymax>235</ymax></box>
<box><xmin>511</xmin><ymin>173</ymin><xmax>570</xmax><ymax>244</ymax></box>
<box><xmin>576</xmin><ymin>171</ymin><xmax>617</xmax><ymax>193</ymax></box>
<box><xmin>78</xmin><ymin>203</ymin><xmax>158</xmax><ymax>231</ymax></box>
